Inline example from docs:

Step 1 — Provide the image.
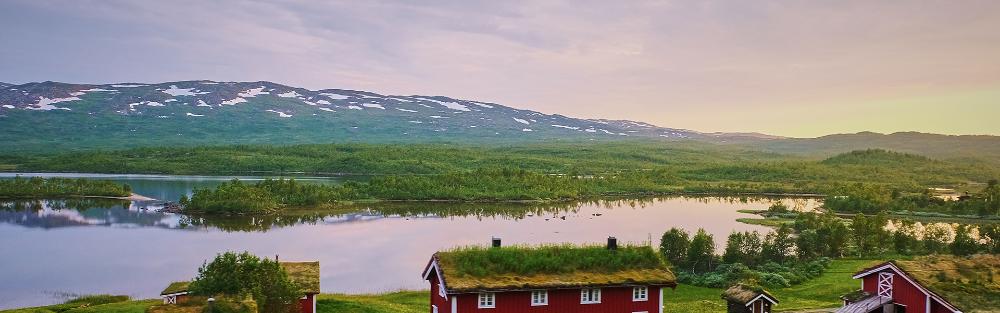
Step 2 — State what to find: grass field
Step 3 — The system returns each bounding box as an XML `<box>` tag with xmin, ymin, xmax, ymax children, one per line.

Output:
<box><xmin>1</xmin><ymin>260</ymin><xmax>875</xmax><ymax>313</ymax></box>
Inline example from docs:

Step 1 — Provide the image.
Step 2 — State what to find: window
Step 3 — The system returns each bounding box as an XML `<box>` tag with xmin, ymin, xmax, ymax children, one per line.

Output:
<box><xmin>580</xmin><ymin>288</ymin><xmax>601</xmax><ymax>304</ymax></box>
<box><xmin>633</xmin><ymin>286</ymin><xmax>648</xmax><ymax>301</ymax></box>
<box><xmin>478</xmin><ymin>292</ymin><xmax>495</xmax><ymax>308</ymax></box>
<box><xmin>531</xmin><ymin>290</ymin><xmax>548</xmax><ymax>306</ymax></box>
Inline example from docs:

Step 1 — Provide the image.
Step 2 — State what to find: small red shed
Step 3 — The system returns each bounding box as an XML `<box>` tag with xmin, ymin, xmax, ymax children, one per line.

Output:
<box><xmin>159</xmin><ymin>261</ymin><xmax>320</xmax><ymax>313</ymax></box>
<box><xmin>422</xmin><ymin>238</ymin><xmax>677</xmax><ymax>313</ymax></box>
<box><xmin>837</xmin><ymin>255</ymin><xmax>1000</xmax><ymax>313</ymax></box>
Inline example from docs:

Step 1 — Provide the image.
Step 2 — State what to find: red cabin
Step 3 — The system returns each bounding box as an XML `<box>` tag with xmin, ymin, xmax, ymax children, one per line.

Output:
<box><xmin>837</xmin><ymin>255</ymin><xmax>1000</xmax><ymax>313</ymax></box>
<box><xmin>423</xmin><ymin>238</ymin><xmax>677</xmax><ymax>313</ymax></box>
<box><xmin>159</xmin><ymin>261</ymin><xmax>320</xmax><ymax>313</ymax></box>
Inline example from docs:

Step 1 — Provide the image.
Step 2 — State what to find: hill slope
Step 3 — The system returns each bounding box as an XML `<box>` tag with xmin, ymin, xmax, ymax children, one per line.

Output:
<box><xmin>754</xmin><ymin>132</ymin><xmax>1000</xmax><ymax>161</ymax></box>
<box><xmin>0</xmin><ymin>81</ymin><xmax>722</xmax><ymax>153</ymax></box>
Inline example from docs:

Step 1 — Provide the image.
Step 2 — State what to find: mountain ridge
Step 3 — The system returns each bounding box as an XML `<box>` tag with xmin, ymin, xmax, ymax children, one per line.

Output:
<box><xmin>0</xmin><ymin>80</ymin><xmax>745</xmax><ymax>153</ymax></box>
<box><xmin>2</xmin><ymin>80</ymin><xmax>998</xmax><ymax>162</ymax></box>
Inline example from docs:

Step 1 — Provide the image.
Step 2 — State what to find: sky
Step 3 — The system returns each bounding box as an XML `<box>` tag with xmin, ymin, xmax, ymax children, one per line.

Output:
<box><xmin>1</xmin><ymin>0</ymin><xmax>998</xmax><ymax>137</ymax></box>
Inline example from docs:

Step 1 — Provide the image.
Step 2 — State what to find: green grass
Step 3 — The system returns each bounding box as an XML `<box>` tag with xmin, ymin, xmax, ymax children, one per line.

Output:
<box><xmin>1</xmin><ymin>298</ymin><xmax>159</xmax><ymax>313</ymax></box>
<box><xmin>316</xmin><ymin>292</ymin><xmax>426</xmax><ymax>313</ymax></box>
<box><xmin>0</xmin><ymin>259</ymin><xmax>889</xmax><ymax>313</ymax></box>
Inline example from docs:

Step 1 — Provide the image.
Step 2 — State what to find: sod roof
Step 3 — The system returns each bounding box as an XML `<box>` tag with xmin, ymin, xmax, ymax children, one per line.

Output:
<box><xmin>722</xmin><ymin>284</ymin><xmax>777</xmax><ymax>305</ymax></box>
<box><xmin>159</xmin><ymin>261</ymin><xmax>320</xmax><ymax>295</ymax></box>
<box><xmin>430</xmin><ymin>244</ymin><xmax>676</xmax><ymax>293</ymax></box>
<box><xmin>858</xmin><ymin>254</ymin><xmax>1000</xmax><ymax>313</ymax></box>
<box><xmin>281</xmin><ymin>261</ymin><xmax>321</xmax><ymax>294</ymax></box>
<box><xmin>161</xmin><ymin>281</ymin><xmax>191</xmax><ymax>295</ymax></box>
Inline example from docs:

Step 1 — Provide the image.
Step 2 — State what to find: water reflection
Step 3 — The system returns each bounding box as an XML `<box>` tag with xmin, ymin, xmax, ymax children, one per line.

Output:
<box><xmin>0</xmin><ymin>196</ymin><xmax>819</xmax><ymax>232</ymax></box>
<box><xmin>0</xmin><ymin>196</ymin><xmax>820</xmax><ymax>309</ymax></box>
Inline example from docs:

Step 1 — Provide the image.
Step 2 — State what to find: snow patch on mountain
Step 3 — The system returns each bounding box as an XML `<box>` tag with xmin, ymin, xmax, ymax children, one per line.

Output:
<box><xmin>471</xmin><ymin>101</ymin><xmax>495</xmax><ymax>108</ymax></box>
<box><xmin>162</xmin><ymin>85</ymin><xmax>209</xmax><ymax>96</ymax></box>
<box><xmin>396</xmin><ymin>108</ymin><xmax>418</xmax><ymax>113</ymax></box>
<box><xmin>551</xmin><ymin>125</ymin><xmax>579</xmax><ymax>130</ymax></box>
<box><xmin>265</xmin><ymin>109</ymin><xmax>292</xmax><ymax>117</ymax></box>
<box><xmin>361</xmin><ymin>103</ymin><xmax>385</xmax><ymax>109</ymax></box>
<box><xmin>221</xmin><ymin>98</ymin><xmax>247</xmax><ymax>105</ymax></box>
<box><xmin>196</xmin><ymin>100</ymin><xmax>211</xmax><ymax>107</ymax></box>
<box><xmin>29</xmin><ymin>96</ymin><xmax>80</xmax><ymax>111</ymax></box>
<box><xmin>186</xmin><ymin>113</ymin><xmax>204</xmax><ymax>117</ymax></box>
<box><xmin>347</xmin><ymin>105</ymin><xmax>363</xmax><ymax>110</ymax></box>
<box><xmin>238</xmin><ymin>87</ymin><xmax>269</xmax><ymax>97</ymax></box>
<box><xmin>277</xmin><ymin>91</ymin><xmax>303</xmax><ymax>98</ymax></box>
<box><xmin>415</xmin><ymin>97</ymin><xmax>471</xmax><ymax>112</ymax></box>
<box><xmin>321</xmin><ymin>93</ymin><xmax>350</xmax><ymax>100</ymax></box>
<box><xmin>318</xmin><ymin>107</ymin><xmax>335</xmax><ymax>112</ymax></box>
<box><xmin>513</xmin><ymin>117</ymin><xmax>530</xmax><ymax>125</ymax></box>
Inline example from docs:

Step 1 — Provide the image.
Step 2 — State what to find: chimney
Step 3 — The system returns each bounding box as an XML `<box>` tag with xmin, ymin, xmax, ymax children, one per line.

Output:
<box><xmin>492</xmin><ymin>237</ymin><xmax>502</xmax><ymax>248</ymax></box>
<box><xmin>607</xmin><ymin>237</ymin><xmax>618</xmax><ymax>251</ymax></box>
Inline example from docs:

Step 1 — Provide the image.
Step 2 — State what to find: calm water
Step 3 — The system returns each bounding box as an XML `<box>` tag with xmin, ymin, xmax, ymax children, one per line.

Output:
<box><xmin>0</xmin><ymin>174</ymin><xmax>819</xmax><ymax>309</ymax></box>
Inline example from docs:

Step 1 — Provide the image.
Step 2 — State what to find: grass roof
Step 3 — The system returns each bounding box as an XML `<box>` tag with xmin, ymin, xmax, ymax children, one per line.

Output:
<box><xmin>434</xmin><ymin>244</ymin><xmax>675</xmax><ymax>292</ymax></box>
<box><xmin>161</xmin><ymin>281</ymin><xmax>191</xmax><ymax>295</ymax></box>
<box><xmin>891</xmin><ymin>254</ymin><xmax>1000</xmax><ymax>313</ymax></box>
<box><xmin>281</xmin><ymin>261</ymin><xmax>321</xmax><ymax>294</ymax></box>
<box><xmin>722</xmin><ymin>284</ymin><xmax>775</xmax><ymax>304</ymax></box>
<box><xmin>159</xmin><ymin>261</ymin><xmax>319</xmax><ymax>296</ymax></box>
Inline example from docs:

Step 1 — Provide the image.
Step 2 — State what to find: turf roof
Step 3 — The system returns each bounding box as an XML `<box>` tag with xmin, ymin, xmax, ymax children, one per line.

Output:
<box><xmin>159</xmin><ymin>261</ymin><xmax>320</xmax><ymax>296</ymax></box>
<box><xmin>722</xmin><ymin>284</ymin><xmax>776</xmax><ymax>304</ymax></box>
<box><xmin>281</xmin><ymin>261</ymin><xmax>321</xmax><ymax>294</ymax></box>
<box><xmin>161</xmin><ymin>281</ymin><xmax>191</xmax><ymax>295</ymax></box>
<box><xmin>890</xmin><ymin>254</ymin><xmax>1000</xmax><ymax>313</ymax></box>
<box><xmin>432</xmin><ymin>244</ymin><xmax>676</xmax><ymax>292</ymax></box>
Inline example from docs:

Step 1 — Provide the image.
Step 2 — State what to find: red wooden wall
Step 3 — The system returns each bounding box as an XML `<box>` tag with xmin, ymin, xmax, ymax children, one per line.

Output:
<box><xmin>861</xmin><ymin>270</ymin><xmax>929</xmax><ymax>313</ymax></box>
<box><xmin>429</xmin><ymin>272</ymin><xmax>452</xmax><ymax>313</ymax></box>
<box><xmin>298</xmin><ymin>294</ymin><xmax>316</xmax><ymax>313</ymax></box>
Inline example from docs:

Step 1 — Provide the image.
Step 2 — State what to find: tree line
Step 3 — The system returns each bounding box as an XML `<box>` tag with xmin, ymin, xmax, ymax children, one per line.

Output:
<box><xmin>659</xmin><ymin>211</ymin><xmax>999</xmax><ymax>289</ymax></box>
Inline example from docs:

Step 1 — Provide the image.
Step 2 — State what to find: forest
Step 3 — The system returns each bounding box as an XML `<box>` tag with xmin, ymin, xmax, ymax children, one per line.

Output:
<box><xmin>660</xmin><ymin>211</ymin><xmax>1000</xmax><ymax>290</ymax></box>
<box><xmin>0</xmin><ymin>176</ymin><xmax>132</xmax><ymax>199</ymax></box>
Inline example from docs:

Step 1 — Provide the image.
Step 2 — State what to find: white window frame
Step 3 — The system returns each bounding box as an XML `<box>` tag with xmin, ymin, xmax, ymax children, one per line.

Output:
<box><xmin>580</xmin><ymin>288</ymin><xmax>602</xmax><ymax>304</ymax></box>
<box><xmin>633</xmin><ymin>286</ymin><xmax>649</xmax><ymax>301</ymax></box>
<box><xmin>478</xmin><ymin>292</ymin><xmax>496</xmax><ymax>309</ymax></box>
<box><xmin>531</xmin><ymin>290</ymin><xmax>548</xmax><ymax>306</ymax></box>
<box><xmin>878</xmin><ymin>272</ymin><xmax>894</xmax><ymax>298</ymax></box>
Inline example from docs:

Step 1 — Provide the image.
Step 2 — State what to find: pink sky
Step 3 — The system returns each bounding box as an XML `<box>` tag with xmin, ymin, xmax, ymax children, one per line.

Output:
<box><xmin>1</xmin><ymin>0</ymin><xmax>998</xmax><ymax>137</ymax></box>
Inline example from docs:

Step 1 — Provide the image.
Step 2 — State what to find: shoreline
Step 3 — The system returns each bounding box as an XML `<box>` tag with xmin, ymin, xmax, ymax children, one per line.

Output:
<box><xmin>0</xmin><ymin>193</ymin><xmax>157</xmax><ymax>202</ymax></box>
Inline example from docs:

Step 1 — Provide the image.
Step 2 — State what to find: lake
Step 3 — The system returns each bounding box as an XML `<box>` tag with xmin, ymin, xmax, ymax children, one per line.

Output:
<box><xmin>0</xmin><ymin>173</ymin><xmax>819</xmax><ymax>309</ymax></box>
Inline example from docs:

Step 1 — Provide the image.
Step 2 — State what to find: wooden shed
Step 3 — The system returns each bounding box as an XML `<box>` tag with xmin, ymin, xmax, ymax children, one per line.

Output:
<box><xmin>722</xmin><ymin>284</ymin><xmax>778</xmax><ymax>313</ymax></box>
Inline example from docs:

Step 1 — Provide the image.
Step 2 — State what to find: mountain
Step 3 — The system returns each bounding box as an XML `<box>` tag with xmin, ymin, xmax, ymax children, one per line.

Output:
<box><xmin>753</xmin><ymin>131</ymin><xmax>1000</xmax><ymax>161</ymax></box>
<box><xmin>2</xmin><ymin>81</ymin><xmax>997</xmax><ymax>162</ymax></box>
<box><xmin>0</xmin><ymin>80</ymin><xmax>747</xmax><ymax>153</ymax></box>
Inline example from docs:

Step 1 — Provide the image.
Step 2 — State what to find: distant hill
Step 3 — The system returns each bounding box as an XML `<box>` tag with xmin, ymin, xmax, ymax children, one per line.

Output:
<box><xmin>821</xmin><ymin>149</ymin><xmax>937</xmax><ymax>166</ymax></box>
<box><xmin>750</xmin><ymin>132</ymin><xmax>1000</xmax><ymax>162</ymax></box>
<box><xmin>0</xmin><ymin>80</ymin><xmax>751</xmax><ymax>153</ymax></box>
